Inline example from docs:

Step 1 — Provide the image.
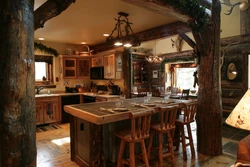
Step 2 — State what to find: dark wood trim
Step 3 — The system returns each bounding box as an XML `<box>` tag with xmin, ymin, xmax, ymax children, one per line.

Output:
<box><xmin>161</xmin><ymin>50</ymin><xmax>195</xmax><ymax>59</ymax></box>
<box><xmin>179</xmin><ymin>33</ymin><xmax>196</xmax><ymax>49</ymax></box>
<box><xmin>221</xmin><ymin>34</ymin><xmax>250</xmax><ymax>46</ymax></box>
<box><xmin>222</xmin><ymin>43</ymin><xmax>250</xmax><ymax>54</ymax></box>
<box><xmin>242</xmin><ymin>54</ymin><xmax>248</xmax><ymax>94</ymax></box>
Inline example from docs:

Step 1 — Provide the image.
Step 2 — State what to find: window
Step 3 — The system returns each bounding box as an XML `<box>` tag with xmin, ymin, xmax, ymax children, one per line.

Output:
<box><xmin>35</xmin><ymin>55</ymin><xmax>54</xmax><ymax>84</ymax></box>
<box><xmin>35</xmin><ymin>62</ymin><xmax>46</xmax><ymax>81</ymax></box>
<box><xmin>175</xmin><ymin>67</ymin><xmax>197</xmax><ymax>90</ymax></box>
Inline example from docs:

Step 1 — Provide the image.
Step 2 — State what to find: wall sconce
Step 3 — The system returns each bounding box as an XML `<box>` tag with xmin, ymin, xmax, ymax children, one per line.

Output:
<box><xmin>106</xmin><ymin>12</ymin><xmax>140</xmax><ymax>47</ymax></box>
<box><xmin>222</xmin><ymin>0</ymin><xmax>250</xmax><ymax>15</ymax></box>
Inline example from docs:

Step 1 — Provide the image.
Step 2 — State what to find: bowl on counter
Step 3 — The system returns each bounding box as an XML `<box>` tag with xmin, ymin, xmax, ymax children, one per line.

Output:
<box><xmin>190</xmin><ymin>90</ymin><xmax>197</xmax><ymax>94</ymax></box>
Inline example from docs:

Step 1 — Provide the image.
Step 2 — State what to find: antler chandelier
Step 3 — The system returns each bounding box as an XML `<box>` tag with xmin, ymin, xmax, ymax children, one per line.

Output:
<box><xmin>106</xmin><ymin>12</ymin><xmax>140</xmax><ymax>47</ymax></box>
<box><xmin>145</xmin><ymin>54</ymin><xmax>163</xmax><ymax>63</ymax></box>
<box><xmin>145</xmin><ymin>41</ymin><xmax>163</xmax><ymax>63</ymax></box>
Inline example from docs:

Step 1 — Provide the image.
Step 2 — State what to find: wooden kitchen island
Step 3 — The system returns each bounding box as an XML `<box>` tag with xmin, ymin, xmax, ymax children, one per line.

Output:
<box><xmin>64</xmin><ymin>97</ymin><xmax>195</xmax><ymax>167</ymax></box>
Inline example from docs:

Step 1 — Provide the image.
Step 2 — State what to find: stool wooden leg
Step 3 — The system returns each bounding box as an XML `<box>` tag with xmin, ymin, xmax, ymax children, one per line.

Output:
<box><xmin>158</xmin><ymin>132</ymin><xmax>163</xmax><ymax>167</ymax></box>
<box><xmin>147</xmin><ymin>131</ymin><xmax>154</xmax><ymax>159</ymax></box>
<box><xmin>187</xmin><ymin>124</ymin><xmax>195</xmax><ymax>157</ymax></box>
<box><xmin>167</xmin><ymin>131</ymin><xmax>176</xmax><ymax>166</ymax></box>
<box><xmin>140</xmin><ymin>140</ymin><xmax>149</xmax><ymax>167</ymax></box>
<box><xmin>129</xmin><ymin>142</ymin><xmax>135</xmax><ymax>167</ymax></box>
<box><xmin>117</xmin><ymin>140</ymin><xmax>125</xmax><ymax>167</ymax></box>
<box><xmin>180</xmin><ymin>125</ymin><xmax>187</xmax><ymax>160</ymax></box>
<box><xmin>175</xmin><ymin>125</ymin><xmax>180</xmax><ymax>151</ymax></box>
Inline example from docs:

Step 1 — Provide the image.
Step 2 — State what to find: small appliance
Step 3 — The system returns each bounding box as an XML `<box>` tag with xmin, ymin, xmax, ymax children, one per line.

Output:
<box><xmin>90</xmin><ymin>66</ymin><xmax>104</xmax><ymax>80</ymax></box>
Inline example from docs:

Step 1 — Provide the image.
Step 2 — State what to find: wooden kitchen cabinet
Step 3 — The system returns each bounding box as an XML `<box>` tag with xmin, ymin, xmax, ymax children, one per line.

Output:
<box><xmin>103</xmin><ymin>51</ymin><xmax>123</xmax><ymax>79</ymax></box>
<box><xmin>36</xmin><ymin>103</ymin><xmax>44</xmax><ymax>125</ymax></box>
<box><xmin>77</xmin><ymin>58</ymin><xmax>90</xmax><ymax>78</ymax></box>
<box><xmin>63</xmin><ymin>58</ymin><xmax>77</xmax><ymax>78</ymax></box>
<box><xmin>61</xmin><ymin>56</ymin><xmax>90</xmax><ymax>79</ymax></box>
<box><xmin>104</xmin><ymin>54</ymin><xmax>115</xmax><ymax>79</ymax></box>
<box><xmin>91</xmin><ymin>56</ymin><xmax>103</xmax><ymax>67</ymax></box>
<box><xmin>36</xmin><ymin>96</ymin><xmax>60</xmax><ymax>125</ymax></box>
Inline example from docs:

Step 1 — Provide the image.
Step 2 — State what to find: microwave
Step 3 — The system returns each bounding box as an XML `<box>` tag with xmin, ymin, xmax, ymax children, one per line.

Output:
<box><xmin>90</xmin><ymin>66</ymin><xmax>104</xmax><ymax>80</ymax></box>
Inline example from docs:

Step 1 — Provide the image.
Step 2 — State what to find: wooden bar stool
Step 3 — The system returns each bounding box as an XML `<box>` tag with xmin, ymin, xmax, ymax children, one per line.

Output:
<box><xmin>175</xmin><ymin>101</ymin><xmax>198</xmax><ymax>160</ymax></box>
<box><xmin>147</xmin><ymin>105</ymin><xmax>179</xmax><ymax>167</ymax></box>
<box><xmin>115</xmin><ymin>108</ymin><xmax>155</xmax><ymax>167</ymax></box>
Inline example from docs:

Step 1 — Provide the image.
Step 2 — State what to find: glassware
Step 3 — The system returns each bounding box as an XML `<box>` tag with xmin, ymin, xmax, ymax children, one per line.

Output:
<box><xmin>144</xmin><ymin>96</ymin><xmax>149</xmax><ymax>103</ymax></box>
<box><xmin>116</xmin><ymin>100</ymin><xmax>122</xmax><ymax>108</ymax></box>
<box><xmin>147</xmin><ymin>92</ymin><xmax>152</xmax><ymax>102</ymax></box>
<box><xmin>164</xmin><ymin>90</ymin><xmax>171</xmax><ymax>101</ymax></box>
<box><xmin>120</xmin><ymin>94</ymin><xmax>125</xmax><ymax>107</ymax></box>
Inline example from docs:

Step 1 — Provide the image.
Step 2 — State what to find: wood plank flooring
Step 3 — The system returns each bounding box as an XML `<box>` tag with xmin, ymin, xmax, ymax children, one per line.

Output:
<box><xmin>36</xmin><ymin>123</ymin><xmax>240</xmax><ymax>167</ymax></box>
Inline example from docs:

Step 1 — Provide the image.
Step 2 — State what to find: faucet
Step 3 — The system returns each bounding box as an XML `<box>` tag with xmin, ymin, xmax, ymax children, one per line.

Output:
<box><xmin>36</xmin><ymin>86</ymin><xmax>44</xmax><ymax>94</ymax></box>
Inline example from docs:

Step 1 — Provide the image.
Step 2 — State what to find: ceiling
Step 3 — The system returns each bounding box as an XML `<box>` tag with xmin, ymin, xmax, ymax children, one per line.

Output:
<box><xmin>34</xmin><ymin>0</ymin><xmax>179</xmax><ymax>47</ymax></box>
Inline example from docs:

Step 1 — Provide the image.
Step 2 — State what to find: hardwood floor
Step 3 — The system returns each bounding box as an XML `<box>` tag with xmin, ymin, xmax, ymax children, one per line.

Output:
<box><xmin>36</xmin><ymin>122</ymin><xmax>243</xmax><ymax>167</ymax></box>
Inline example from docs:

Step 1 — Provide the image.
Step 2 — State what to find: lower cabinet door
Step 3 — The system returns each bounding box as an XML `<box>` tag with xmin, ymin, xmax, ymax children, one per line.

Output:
<box><xmin>36</xmin><ymin>104</ymin><xmax>44</xmax><ymax>125</ymax></box>
<box><xmin>43</xmin><ymin>103</ymin><xmax>58</xmax><ymax>124</ymax></box>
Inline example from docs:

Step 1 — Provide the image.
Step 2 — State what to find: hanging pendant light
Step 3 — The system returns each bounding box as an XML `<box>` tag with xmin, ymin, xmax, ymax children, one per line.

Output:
<box><xmin>106</xmin><ymin>12</ymin><xmax>140</xmax><ymax>47</ymax></box>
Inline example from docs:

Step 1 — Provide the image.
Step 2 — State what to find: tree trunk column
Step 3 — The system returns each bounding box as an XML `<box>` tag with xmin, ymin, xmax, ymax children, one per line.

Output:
<box><xmin>193</xmin><ymin>0</ymin><xmax>223</xmax><ymax>156</ymax></box>
<box><xmin>0</xmin><ymin>0</ymin><xmax>36</xmax><ymax>166</ymax></box>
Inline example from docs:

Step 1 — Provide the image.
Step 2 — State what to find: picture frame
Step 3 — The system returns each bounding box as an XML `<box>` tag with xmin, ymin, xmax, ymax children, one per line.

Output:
<box><xmin>152</xmin><ymin>70</ymin><xmax>158</xmax><ymax>78</ymax></box>
<box><xmin>66</xmin><ymin>48</ymin><xmax>71</xmax><ymax>55</ymax></box>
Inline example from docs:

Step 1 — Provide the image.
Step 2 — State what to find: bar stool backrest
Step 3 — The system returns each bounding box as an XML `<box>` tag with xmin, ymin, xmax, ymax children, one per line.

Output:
<box><xmin>129</xmin><ymin>109</ymin><xmax>155</xmax><ymax>140</ymax></box>
<box><xmin>182</xmin><ymin>101</ymin><xmax>198</xmax><ymax>123</ymax></box>
<box><xmin>159</xmin><ymin>105</ymin><xmax>179</xmax><ymax>130</ymax></box>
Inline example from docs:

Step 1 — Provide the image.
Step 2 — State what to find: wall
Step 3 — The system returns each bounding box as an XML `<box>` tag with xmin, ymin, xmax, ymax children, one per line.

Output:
<box><xmin>220</xmin><ymin>0</ymin><xmax>241</xmax><ymax>38</ymax></box>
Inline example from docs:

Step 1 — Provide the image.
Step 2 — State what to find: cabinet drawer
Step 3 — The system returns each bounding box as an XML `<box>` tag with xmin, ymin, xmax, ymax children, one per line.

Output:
<box><xmin>36</xmin><ymin>97</ymin><xmax>59</xmax><ymax>103</ymax></box>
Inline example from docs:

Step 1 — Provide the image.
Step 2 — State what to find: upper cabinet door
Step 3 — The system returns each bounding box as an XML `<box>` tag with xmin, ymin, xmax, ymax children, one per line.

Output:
<box><xmin>91</xmin><ymin>56</ymin><xmax>103</xmax><ymax>67</ymax></box>
<box><xmin>104</xmin><ymin>54</ymin><xmax>115</xmax><ymax>79</ymax></box>
<box><xmin>63</xmin><ymin>58</ymin><xmax>77</xmax><ymax>78</ymax></box>
<box><xmin>77</xmin><ymin>58</ymin><xmax>90</xmax><ymax>78</ymax></box>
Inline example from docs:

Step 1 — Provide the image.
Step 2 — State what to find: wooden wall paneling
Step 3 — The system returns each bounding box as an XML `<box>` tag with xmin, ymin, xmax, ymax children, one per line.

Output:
<box><xmin>221</xmin><ymin>43</ymin><xmax>248</xmax><ymax>116</ymax></box>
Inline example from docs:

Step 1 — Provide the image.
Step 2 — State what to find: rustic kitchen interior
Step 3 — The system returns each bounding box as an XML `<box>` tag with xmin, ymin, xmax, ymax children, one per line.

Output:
<box><xmin>2</xmin><ymin>0</ymin><xmax>250</xmax><ymax>166</ymax></box>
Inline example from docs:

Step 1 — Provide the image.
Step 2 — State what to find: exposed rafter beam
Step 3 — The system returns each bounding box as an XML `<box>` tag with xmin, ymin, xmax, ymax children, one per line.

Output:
<box><xmin>34</xmin><ymin>0</ymin><xmax>76</xmax><ymax>30</ymax></box>
<box><xmin>121</xmin><ymin>0</ymin><xmax>193</xmax><ymax>23</ymax></box>
<box><xmin>136</xmin><ymin>21</ymin><xmax>191</xmax><ymax>42</ymax></box>
<box><xmin>179</xmin><ymin>33</ymin><xmax>196</xmax><ymax>49</ymax></box>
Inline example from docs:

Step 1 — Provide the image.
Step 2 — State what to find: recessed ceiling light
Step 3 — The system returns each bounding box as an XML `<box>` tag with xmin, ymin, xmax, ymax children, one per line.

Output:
<box><xmin>38</xmin><ymin>38</ymin><xmax>44</xmax><ymax>40</ymax></box>
<box><xmin>103</xmin><ymin>34</ymin><xmax>109</xmax><ymax>37</ymax></box>
<box><xmin>81</xmin><ymin>42</ymin><xmax>86</xmax><ymax>44</ymax></box>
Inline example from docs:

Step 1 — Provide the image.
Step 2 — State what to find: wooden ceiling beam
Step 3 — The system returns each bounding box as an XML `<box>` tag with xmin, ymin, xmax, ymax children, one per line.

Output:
<box><xmin>121</xmin><ymin>0</ymin><xmax>193</xmax><ymax>23</ymax></box>
<box><xmin>34</xmin><ymin>0</ymin><xmax>76</xmax><ymax>30</ymax></box>
<box><xmin>179</xmin><ymin>33</ymin><xmax>196</xmax><ymax>49</ymax></box>
<box><xmin>136</xmin><ymin>21</ymin><xmax>191</xmax><ymax>43</ymax></box>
